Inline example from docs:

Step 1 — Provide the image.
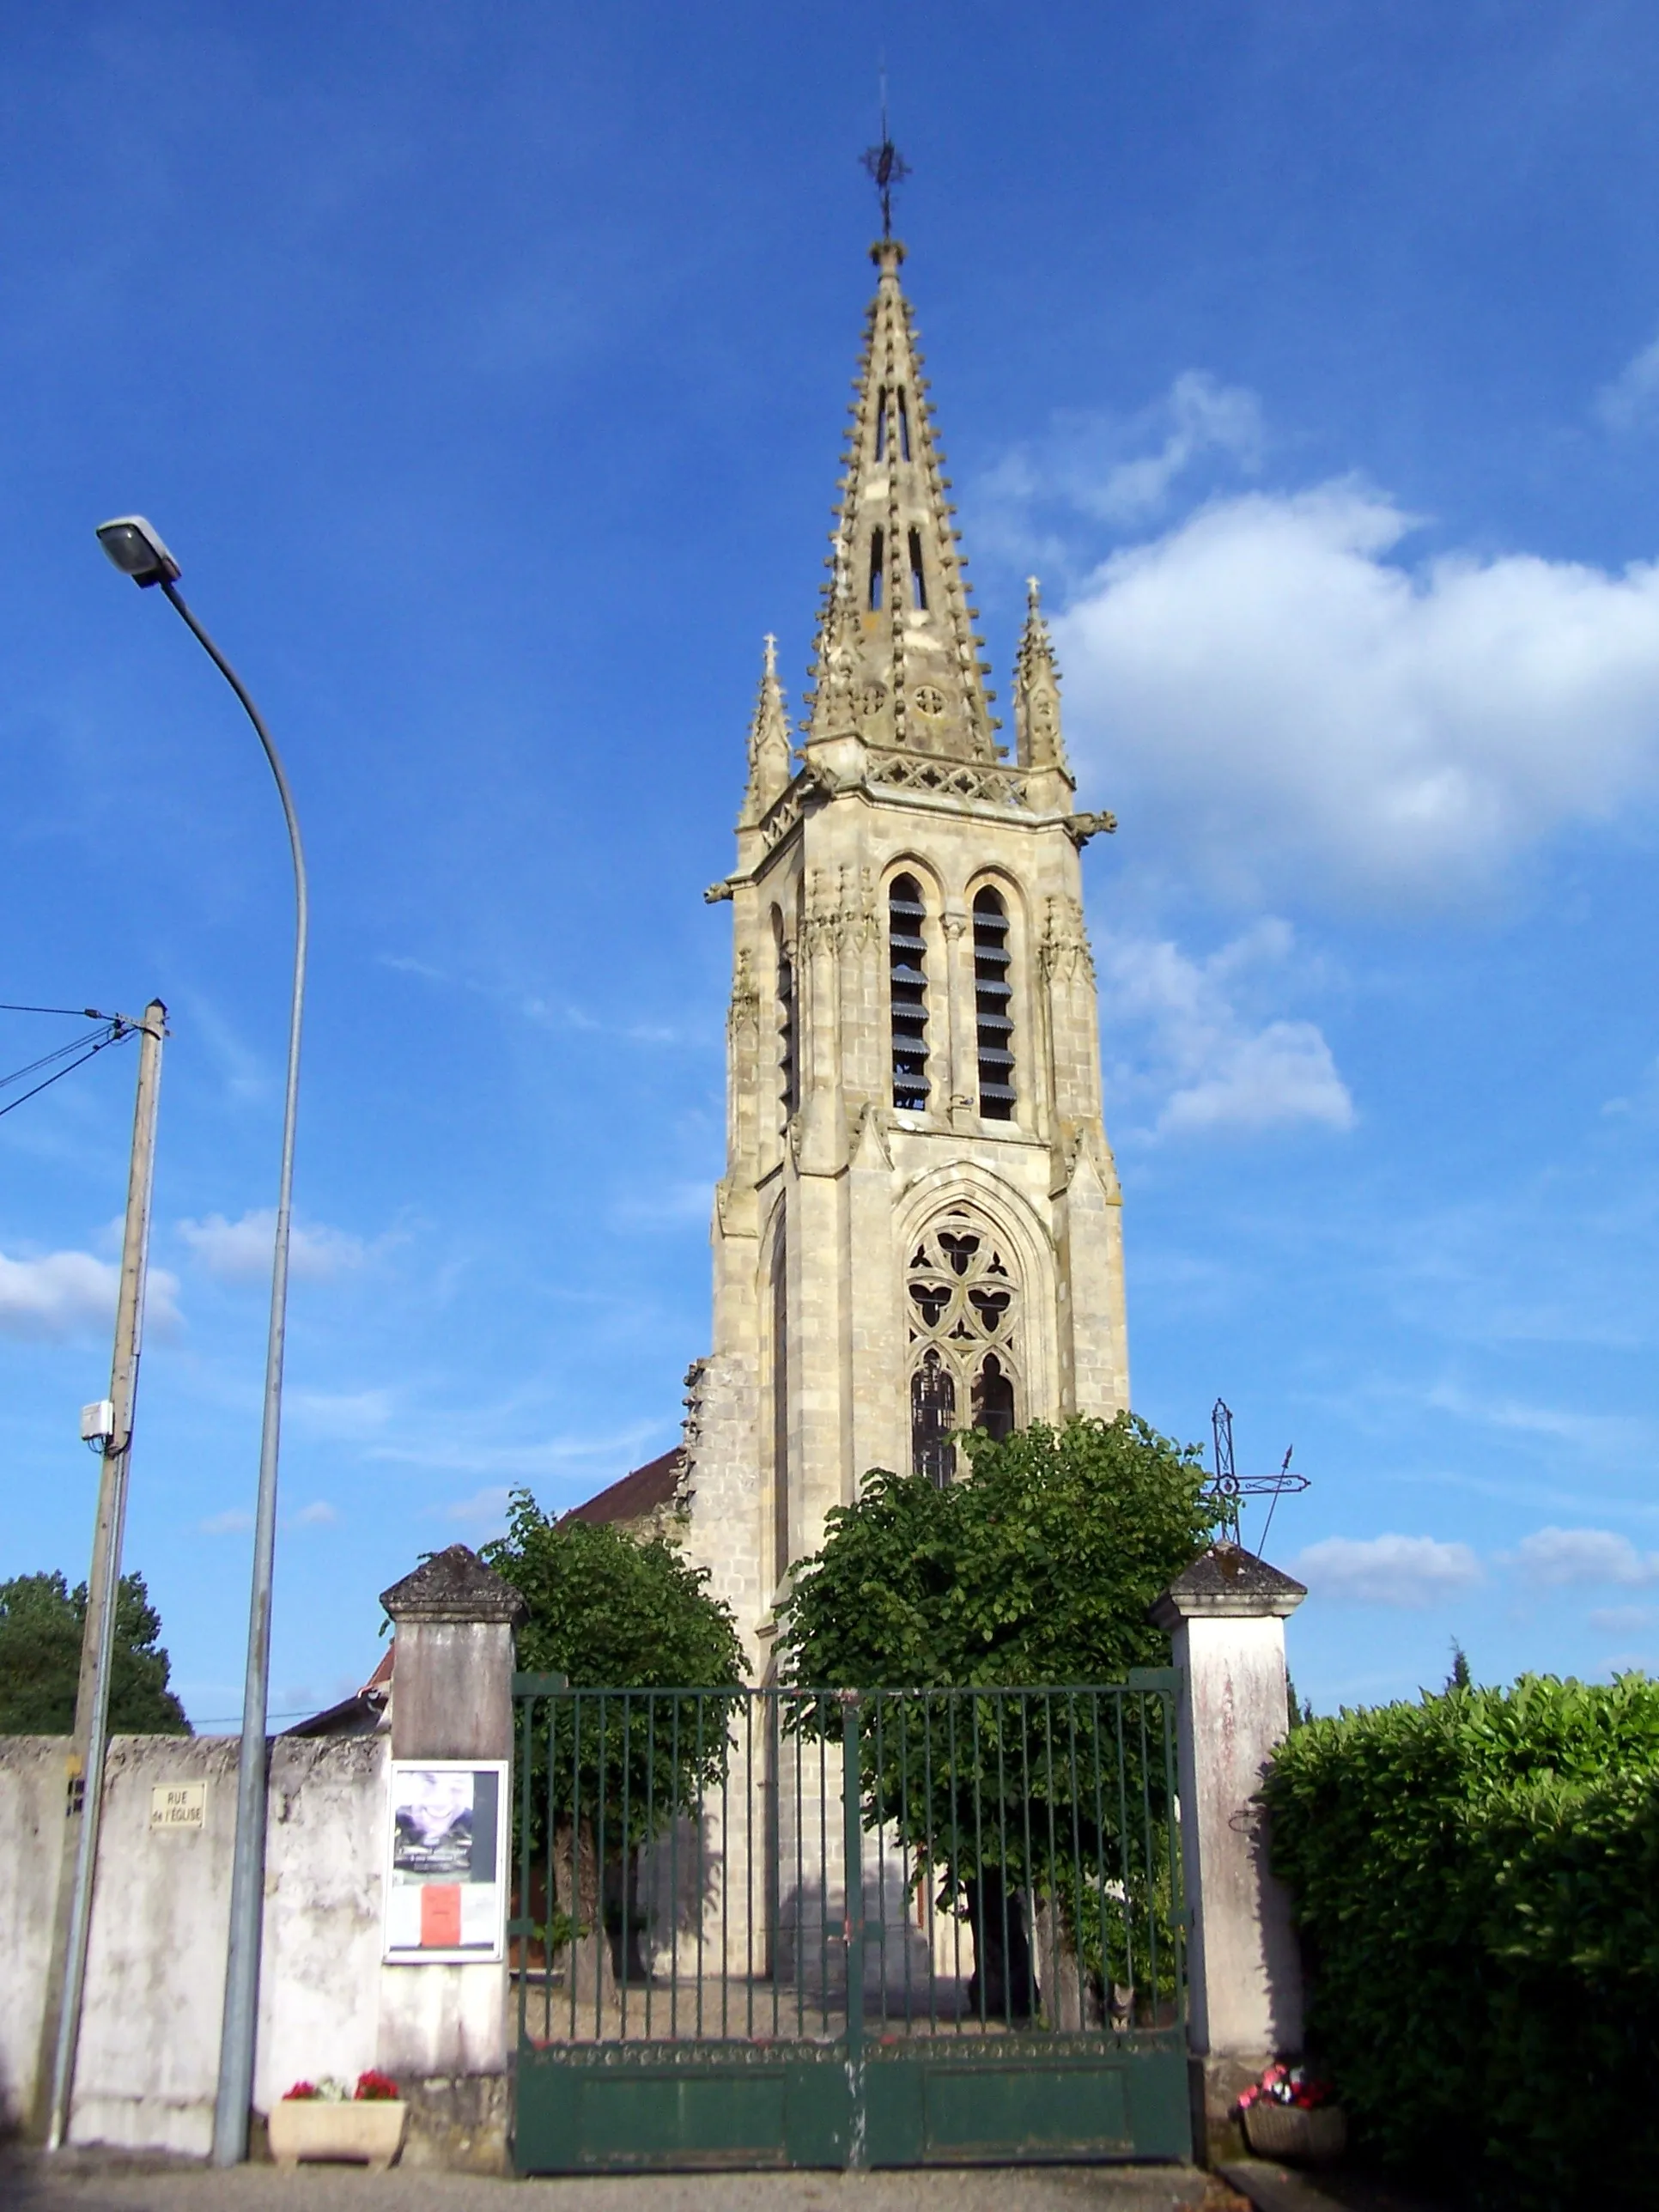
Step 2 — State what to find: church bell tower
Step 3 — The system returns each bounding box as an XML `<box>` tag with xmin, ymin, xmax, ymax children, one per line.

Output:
<box><xmin>683</xmin><ymin>230</ymin><xmax>1128</xmax><ymax>1660</ymax></box>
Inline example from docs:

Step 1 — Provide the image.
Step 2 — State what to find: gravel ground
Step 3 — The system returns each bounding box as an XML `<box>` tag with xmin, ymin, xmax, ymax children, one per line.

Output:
<box><xmin>0</xmin><ymin>2154</ymin><xmax>1247</xmax><ymax>2212</ymax></box>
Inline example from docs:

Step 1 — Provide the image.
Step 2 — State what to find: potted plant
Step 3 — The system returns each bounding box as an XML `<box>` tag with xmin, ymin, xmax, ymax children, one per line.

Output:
<box><xmin>1237</xmin><ymin>2061</ymin><xmax>1347</xmax><ymax>2164</ymax></box>
<box><xmin>269</xmin><ymin>2070</ymin><xmax>407</xmax><ymax>2169</ymax></box>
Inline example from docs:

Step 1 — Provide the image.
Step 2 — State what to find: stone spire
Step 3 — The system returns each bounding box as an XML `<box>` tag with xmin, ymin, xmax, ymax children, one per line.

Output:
<box><xmin>802</xmin><ymin>239</ymin><xmax>998</xmax><ymax>766</ymax></box>
<box><xmin>1013</xmin><ymin>575</ymin><xmax>1074</xmax><ymax>795</ymax></box>
<box><xmin>738</xmin><ymin>632</ymin><xmax>794</xmax><ymax>826</ymax></box>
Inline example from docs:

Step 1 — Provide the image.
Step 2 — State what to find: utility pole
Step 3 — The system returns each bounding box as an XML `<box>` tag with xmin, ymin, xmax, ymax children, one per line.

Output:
<box><xmin>38</xmin><ymin>1000</ymin><xmax>167</xmax><ymax>2151</ymax></box>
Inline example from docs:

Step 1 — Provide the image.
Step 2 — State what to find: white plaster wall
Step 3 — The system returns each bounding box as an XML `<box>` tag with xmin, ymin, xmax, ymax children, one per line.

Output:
<box><xmin>0</xmin><ymin>1738</ymin><xmax>73</xmax><ymax>2130</ymax></box>
<box><xmin>0</xmin><ymin>1733</ymin><xmax>390</xmax><ymax>2154</ymax></box>
<box><xmin>1174</xmin><ymin>1613</ymin><xmax>1304</xmax><ymax>2061</ymax></box>
<box><xmin>254</xmin><ymin>1737</ymin><xmax>386</xmax><ymax>2113</ymax></box>
<box><xmin>69</xmin><ymin>1735</ymin><xmax>240</xmax><ymax>2155</ymax></box>
<box><xmin>376</xmin><ymin>1963</ymin><xmax>504</xmax><ymax>2081</ymax></box>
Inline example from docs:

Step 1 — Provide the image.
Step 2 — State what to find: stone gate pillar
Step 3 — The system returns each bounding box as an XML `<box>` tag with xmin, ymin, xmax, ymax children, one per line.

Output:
<box><xmin>1151</xmin><ymin>1545</ymin><xmax>1306</xmax><ymax>2157</ymax></box>
<box><xmin>377</xmin><ymin>1545</ymin><xmax>526</xmax><ymax>2172</ymax></box>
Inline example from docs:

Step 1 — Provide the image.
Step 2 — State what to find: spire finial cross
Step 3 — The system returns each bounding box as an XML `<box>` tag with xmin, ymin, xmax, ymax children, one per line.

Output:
<box><xmin>861</xmin><ymin>69</ymin><xmax>910</xmax><ymax>240</ymax></box>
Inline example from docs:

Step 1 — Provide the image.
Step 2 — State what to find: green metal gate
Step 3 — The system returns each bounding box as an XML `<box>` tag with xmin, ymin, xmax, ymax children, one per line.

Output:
<box><xmin>510</xmin><ymin>1676</ymin><xmax>1189</xmax><ymax>2172</ymax></box>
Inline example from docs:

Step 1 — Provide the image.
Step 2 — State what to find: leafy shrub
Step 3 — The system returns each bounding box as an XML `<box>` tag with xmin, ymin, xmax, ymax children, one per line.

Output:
<box><xmin>1261</xmin><ymin>1673</ymin><xmax>1659</xmax><ymax>2208</ymax></box>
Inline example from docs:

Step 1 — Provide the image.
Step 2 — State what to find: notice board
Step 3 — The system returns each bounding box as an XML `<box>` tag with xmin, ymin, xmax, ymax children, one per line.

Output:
<box><xmin>383</xmin><ymin>1759</ymin><xmax>509</xmax><ymax>1964</ymax></box>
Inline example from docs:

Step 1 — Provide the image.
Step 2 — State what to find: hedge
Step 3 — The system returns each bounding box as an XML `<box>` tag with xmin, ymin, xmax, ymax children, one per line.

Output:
<box><xmin>1260</xmin><ymin>1673</ymin><xmax>1659</xmax><ymax>2208</ymax></box>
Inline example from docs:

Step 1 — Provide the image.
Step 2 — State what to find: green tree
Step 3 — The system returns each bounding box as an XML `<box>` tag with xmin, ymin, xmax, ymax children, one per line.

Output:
<box><xmin>780</xmin><ymin>1413</ymin><xmax>1213</xmax><ymax>1686</ymax></box>
<box><xmin>0</xmin><ymin>1571</ymin><xmax>190</xmax><ymax>1735</ymax></box>
<box><xmin>482</xmin><ymin>1490</ymin><xmax>746</xmax><ymax>1990</ymax></box>
<box><xmin>777</xmin><ymin>1414</ymin><xmax>1215</xmax><ymax>2020</ymax></box>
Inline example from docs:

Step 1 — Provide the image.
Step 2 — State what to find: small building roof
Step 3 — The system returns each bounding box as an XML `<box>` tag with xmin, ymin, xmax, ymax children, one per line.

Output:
<box><xmin>284</xmin><ymin>1643</ymin><xmax>395</xmax><ymax>1739</ymax></box>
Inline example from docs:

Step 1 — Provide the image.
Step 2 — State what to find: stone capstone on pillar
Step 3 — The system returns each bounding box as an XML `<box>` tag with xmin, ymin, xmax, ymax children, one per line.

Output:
<box><xmin>375</xmin><ymin>1545</ymin><xmax>527</xmax><ymax>2171</ymax></box>
<box><xmin>1151</xmin><ymin>1544</ymin><xmax>1307</xmax><ymax>2159</ymax></box>
<box><xmin>380</xmin><ymin>1545</ymin><xmax>526</xmax><ymax>1764</ymax></box>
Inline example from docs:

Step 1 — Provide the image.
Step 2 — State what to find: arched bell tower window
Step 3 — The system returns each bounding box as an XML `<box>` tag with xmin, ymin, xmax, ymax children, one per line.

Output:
<box><xmin>973</xmin><ymin>887</ymin><xmax>1015</xmax><ymax>1120</ymax></box>
<box><xmin>868</xmin><ymin>528</ymin><xmax>884</xmax><ymax>611</ymax></box>
<box><xmin>905</xmin><ymin>1210</ymin><xmax>1022</xmax><ymax>1483</ymax></box>
<box><xmin>888</xmin><ymin>874</ymin><xmax>930</xmax><ymax>1110</ymax></box>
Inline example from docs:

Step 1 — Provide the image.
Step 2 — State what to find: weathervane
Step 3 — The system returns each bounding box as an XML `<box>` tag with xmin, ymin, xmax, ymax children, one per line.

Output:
<box><xmin>861</xmin><ymin>68</ymin><xmax>910</xmax><ymax>239</ymax></box>
<box><xmin>1203</xmin><ymin>1399</ymin><xmax>1310</xmax><ymax>1555</ymax></box>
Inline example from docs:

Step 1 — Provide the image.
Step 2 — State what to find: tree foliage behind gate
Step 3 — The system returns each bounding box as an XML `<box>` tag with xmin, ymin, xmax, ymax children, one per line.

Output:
<box><xmin>1261</xmin><ymin>1672</ymin><xmax>1659</xmax><ymax>2208</ymax></box>
<box><xmin>777</xmin><ymin>1415</ymin><xmax>1213</xmax><ymax>2014</ymax></box>
<box><xmin>779</xmin><ymin>1413</ymin><xmax>1213</xmax><ymax>1689</ymax></box>
<box><xmin>484</xmin><ymin>1492</ymin><xmax>745</xmax><ymax>1848</ymax></box>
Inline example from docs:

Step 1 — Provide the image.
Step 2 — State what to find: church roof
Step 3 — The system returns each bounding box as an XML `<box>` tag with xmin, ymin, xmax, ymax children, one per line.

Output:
<box><xmin>562</xmin><ymin>1446</ymin><xmax>685</xmax><ymax>1530</ymax></box>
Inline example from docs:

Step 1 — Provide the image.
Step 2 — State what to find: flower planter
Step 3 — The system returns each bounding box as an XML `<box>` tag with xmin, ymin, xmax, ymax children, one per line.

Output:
<box><xmin>1242</xmin><ymin>2100</ymin><xmax>1348</xmax><ymax>2165</ymax></box>
<box><xmin>269</xmin><ymin>2099</ymin><xmax>408</xmax><ymax>2170</ymax></box>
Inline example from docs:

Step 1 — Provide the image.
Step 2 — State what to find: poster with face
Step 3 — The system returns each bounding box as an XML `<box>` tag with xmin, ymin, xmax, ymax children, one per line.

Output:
<box><xmin>383</xmin><ymin>1759</ymin><xmax>507</xmax><ymax>1963</ymax></box>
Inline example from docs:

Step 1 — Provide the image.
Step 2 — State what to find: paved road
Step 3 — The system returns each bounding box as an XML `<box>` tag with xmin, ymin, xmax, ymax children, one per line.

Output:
<box><xmin>2</xmin><ymin>2154</ymin><xmax>1249</xmax><ymax>2212</ymax></box>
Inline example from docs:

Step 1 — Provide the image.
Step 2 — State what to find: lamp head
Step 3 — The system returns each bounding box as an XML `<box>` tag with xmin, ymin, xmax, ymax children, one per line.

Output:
<box><xmin>95</xmin><ymin>516</ymin><xmax>180</xmax><ymax>588</ymax></box>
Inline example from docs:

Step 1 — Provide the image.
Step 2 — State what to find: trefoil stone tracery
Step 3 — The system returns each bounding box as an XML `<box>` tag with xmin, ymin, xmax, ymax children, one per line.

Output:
<box><xmin>906</xmin><ymin>1209</ymin><xmax>1021</xmax><ymax>1486</ymax></box>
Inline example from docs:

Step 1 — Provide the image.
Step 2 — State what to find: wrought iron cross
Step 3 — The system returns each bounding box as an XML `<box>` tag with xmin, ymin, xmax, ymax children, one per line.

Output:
<box><xmin>861</xmin><ymin>80</ymin><xmax>911</xmax><ymax>240</ymax></box>
<box><xmin>1203</xmin><ymin>1399</ymin><xmax>1310</xmax><ymax>1553</ymax></box>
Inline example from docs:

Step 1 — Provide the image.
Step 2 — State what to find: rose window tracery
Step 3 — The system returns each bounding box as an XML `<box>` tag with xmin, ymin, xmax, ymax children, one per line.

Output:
<box><xmin>906</xmin><ymin>1211</ymin><xmax>1021</xmax><ymax>1485</ymax></box>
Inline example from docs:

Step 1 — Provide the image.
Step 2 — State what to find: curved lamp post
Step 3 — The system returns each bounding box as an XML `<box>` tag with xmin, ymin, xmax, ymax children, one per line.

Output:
<box><xmin>96</xmin><ymin>517</ymin><xmax>308</xmax><ymax>2165</ymax></box>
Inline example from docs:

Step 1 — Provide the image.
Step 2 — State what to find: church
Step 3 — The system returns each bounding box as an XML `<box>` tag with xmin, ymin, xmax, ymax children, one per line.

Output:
<box><xmin>568</xmin><ymin>226</ymin><xmax>1130</xmax><ymax>1671</ymax></box>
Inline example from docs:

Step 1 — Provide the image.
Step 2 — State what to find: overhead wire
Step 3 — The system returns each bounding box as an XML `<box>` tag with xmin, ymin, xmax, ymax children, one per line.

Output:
<box><xmin>0</xmin><ymin>1022</ymin><xmax>132</xmax><ymax>1121</ymax></box>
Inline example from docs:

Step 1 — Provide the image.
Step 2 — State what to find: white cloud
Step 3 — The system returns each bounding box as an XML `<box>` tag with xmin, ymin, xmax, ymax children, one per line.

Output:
<box><xmin>975</xmin><ymin>374</ymin><xmax>1263</xmax><ymax>562</ymax></box>
<box><xmin>289</xmin><ymin>1388</ymin><xmax>394</xmax><ymax>1438</ymax></box>
<box><xmin>440</xmin><ymin>1486</ymin><xmax>513</xmax><ymax>1530</ymax></box>
<box><xmin>1293</xmin><ymin>1533</ymin><xmax>1482</xmax><ymax>1607</ymax></box>
<box><xmin>1098</xmin><ymin>920</ymin><xmax>1353</xmax><ymax>1137</ymax></box>
<box><xmin>292</xmin><ymin>1500</ymin><xmax>339</xmax><ymax>1527</ymax></box>
<box><xmin>1589</xmin><ymin>1605</ymin><xmax>1657</xmax><ymax>1634</ymax></box>
<box><xmin>1054</xmin><ymin>483</ymin><xmax>1659</xmax><ymax>901</ymax></box>
<box><xmin>611</xmin><ymin>1181</ymin><xmax>713</xmax><ymax>1232</ymax></box>
<box><xmin>1426</xmin><ymin>1383</ymin><xmax>1653</xmax><ymax>1455</ymax></box>
<box><xmin>200</xmin><ymin>1509</ymin><xmax>252</xmax><ymax>1535</ymax></box>
<box><xmin>374</xmin><ymin>1421</ymin><xmax>664</xmax><ymax>1481</ymax></box>
<box><xmin>1088</xmin><ymin>373</ymin><xmax>1265</xmax><ymax>524</ymax></box>
<box><xmin>179</xmin><ymin>1208</ymin><xmax>367</xmax><ymax>1284</ymax></box>
<box><xmin>0</xmin><ymin>1246</ymin><xmax>180</xmax><ymax>1340</ymax></box>
<box><xmin>1506</xmin><ymin>1526</ymin><xmax>1659</xmax><ymax>1588</ymax></box>
<box><xmin>1596</xmin><ymin>334</ymin><xmax>1659</xmax><ymax>433</ymax></box>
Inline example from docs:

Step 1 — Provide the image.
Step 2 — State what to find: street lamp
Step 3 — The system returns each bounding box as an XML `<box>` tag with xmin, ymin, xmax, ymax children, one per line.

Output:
<box><xmin>96</xmin><ymin>515</ymin><xmax>308</xmax><ymax>2166</ymax></box>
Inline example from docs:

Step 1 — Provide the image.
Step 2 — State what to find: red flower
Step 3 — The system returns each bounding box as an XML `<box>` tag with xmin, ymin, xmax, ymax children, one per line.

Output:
<box><xmin>354</xmin><ymin>2069</ymin><xmax>400</xmax><ymax>2102</ymax></box>
<box><xmin>283</xmin><ymin>2081</ymin><xmax>319</xmax><ymax>2102</ymax></box>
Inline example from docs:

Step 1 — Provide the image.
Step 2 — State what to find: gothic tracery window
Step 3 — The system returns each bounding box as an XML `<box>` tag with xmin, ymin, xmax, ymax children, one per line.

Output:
<box><xmin>888</xmin><ymin>874</ymin><xmax>930</xmax><ymax>1109</ymax></box>
<box><xmin>906</xmin><ymin>1211</ymin><xmax>1022</xmax><ymax>1484</ymax></box>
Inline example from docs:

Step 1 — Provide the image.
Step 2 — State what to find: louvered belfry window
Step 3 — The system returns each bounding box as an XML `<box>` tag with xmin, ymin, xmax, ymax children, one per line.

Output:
<box><xmin>906</xmin><ymin>1209</ymin><xmax>1022</xmax><ymax>1483</ymax></box>
<box><xmin>973</xmin><ymin>887</ymin><xmax>1016</xmax><ymax>1119</ymax></box>
<box><xmin>888</xmin><ymin>873</ymin><xmax>930</xmax><ymax>1110</ymax></box>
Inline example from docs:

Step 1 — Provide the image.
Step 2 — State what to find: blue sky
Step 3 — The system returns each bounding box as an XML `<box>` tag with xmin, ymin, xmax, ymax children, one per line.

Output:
<box><xmin>5</xmin><ymin>3</ymin><xmax>1659</xmax><ymax>1724</ymax></box>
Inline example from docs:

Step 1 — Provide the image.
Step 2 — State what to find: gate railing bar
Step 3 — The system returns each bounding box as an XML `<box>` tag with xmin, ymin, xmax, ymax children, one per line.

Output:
<box><xmin>507</xmin><ymin>1681</ymin><xmax>1182</xmax><ymax>2052</ymax></box>
<box><xmin>840</xmin><ymin>1692</ymin><xmax>865</xmax><ymax>2097</ymax></box>
<box><xmin>1163</xmin><ymin>1683</ymin><xmax>1187</xmax><ymax>2027</ymax></box>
